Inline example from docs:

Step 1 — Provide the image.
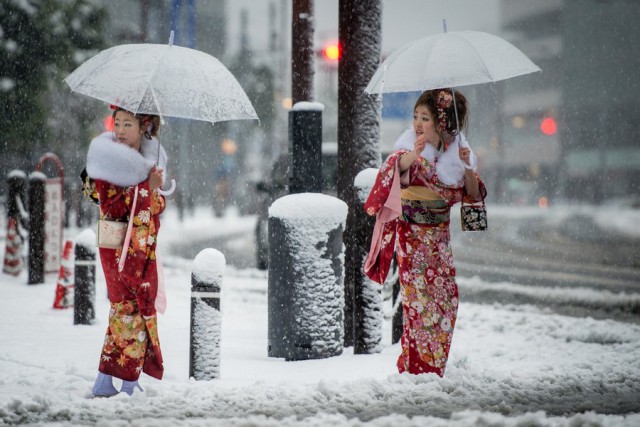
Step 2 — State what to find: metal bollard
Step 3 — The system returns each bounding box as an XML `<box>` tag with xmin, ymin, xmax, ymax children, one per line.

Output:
<box><xmin>28</xmin><ymin>172</ymin><xmax>46</xmax><ymax>285</ymax></box>
<box><xmin>353</xmin><ymin>168</ymin><xmax>383</xmax><ymax>354</ymax></box>
<box><xmin>190</xmin><ymin>248</ymin><xmax>225</xmax><ymax>380</ymax></box>
<box><xmin>73</xmin><ymin>229</ymin><xmax>96</xmax><ymax>325</ymax></box>
<box><xmin>268</xmin><ymin>193</ymin><xmax>348</xmax><ymax>361</ymax></box>
<box><xmin>289</xmin><ymin>102</ymin><xmax>323</xmax><ymax>194</ymax></box>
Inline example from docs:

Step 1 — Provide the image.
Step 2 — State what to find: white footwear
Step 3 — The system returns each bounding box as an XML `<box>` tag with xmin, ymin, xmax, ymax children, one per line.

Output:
<box><xmin>92</xmin><ymin>373</ymin><xmax>118</xmax><ymax>398</ymax></box>
<box><xmin>120</xmin><ymin>380</ymin><xmax>144</xmax><ymax>396</ymax></box>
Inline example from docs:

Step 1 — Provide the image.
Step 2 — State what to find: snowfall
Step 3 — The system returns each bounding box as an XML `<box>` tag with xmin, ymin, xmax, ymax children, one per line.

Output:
<box><xmin>1</xmin><ymin>201</ymin><xmax>639</xmax><ymax>427</ymax></box>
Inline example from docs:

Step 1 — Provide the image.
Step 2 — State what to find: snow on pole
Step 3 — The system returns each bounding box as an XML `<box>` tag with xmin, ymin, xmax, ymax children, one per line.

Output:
<box><xmin>268</xmin><ymin>193</ymin><xmax>348</xmax><ymax>360</ymax></box>
<box><xmin>27</xmin><ymin>171</ymin><xmax>46</xmax><ymax>285</ymax></box>
<box><xmin>190</xmin><ymin>248</ymin><xmax>225</xmax><ymax>380</ymax></box>
<box><xmin>3</xmin><ymin>170</ymin><xmax>27</xmax><ymax>276</ymax></box>
<box><xmin>74</xmin><ymin>228</ymin><xmax>96</xmax><ymax>325</ymax></box>
<box><xmin>353</xmin><ymin>169</ymin><xmax>383</xmax><ymax>354</ymax></box>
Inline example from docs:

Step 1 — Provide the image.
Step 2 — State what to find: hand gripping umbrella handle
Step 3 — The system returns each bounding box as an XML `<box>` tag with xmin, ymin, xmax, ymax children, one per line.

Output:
<box><xmin>157</xmin><ymin>179</ymin><xmax>176</xmax><ymax>196</ymax></box>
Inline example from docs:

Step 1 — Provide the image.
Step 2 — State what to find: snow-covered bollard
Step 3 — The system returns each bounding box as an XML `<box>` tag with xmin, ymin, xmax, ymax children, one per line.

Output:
<box><xmin>190</xmin><ymin>248</ymin><xmax>225</xmax><ymax>380</ymax></box>
<box><xmin>3</xmin><ymin>170</ymin><xmax>27</xmax><ymax>276</ymax></box>
<box><xmin>289</xmin><ymin>102</ymin><xmax>323</xmax><ymax>193</ymax></box>
<box><xmin>353</xmin><ymin>168</ymin><xmax>384</xmax><ymax>354</ymax></box>
<box><xmin>268</xmin><ymin>193</ymin><xmax>348</xmax><ymax>361</ymax></box>
<box><xmin>74</xmin><ymin>228</ymin><xmax>96</xmax><ymax>325</ymax></box>
<box><xmin>28</xmin><ymin>171</ymin><xmax>46</xmax><ymax>285</ymax></box>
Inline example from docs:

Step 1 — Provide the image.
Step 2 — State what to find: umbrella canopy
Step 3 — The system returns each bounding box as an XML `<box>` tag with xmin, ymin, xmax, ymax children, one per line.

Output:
<box><xmin>365</xmin><ymin>30</ymin><xmax>541</xmax><ymax>94</ymax></box>
<box><xmin>64</xmin><ymin>37</ymin><xmax>258</xmax><ymax>124</ymax></box>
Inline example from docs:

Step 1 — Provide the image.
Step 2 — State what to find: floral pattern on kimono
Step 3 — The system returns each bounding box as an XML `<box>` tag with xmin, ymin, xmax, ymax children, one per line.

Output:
<box><xmin>364</xmin><ymin>150</ymin><xmax>486</xmax><ymax>377</ymax></box>
<box><xmin>95</xmin><ymin>178</ymin><xmax>165</xmax><ymax>381</ymax></box>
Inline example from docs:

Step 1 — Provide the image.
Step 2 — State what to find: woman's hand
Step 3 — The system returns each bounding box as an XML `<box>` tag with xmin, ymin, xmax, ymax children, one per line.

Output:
<box><xmin>399</xmin><ymin>133</ymin><xmax>426</xmax><ymax>172</ymax></box>
<box><xmin>459</xmin><ymin>147</ymin><xmax>472</xmax><ymax>166</ymax></box>
<box><xmin>148</xmin><ymin>166</ymin><xmax>164</xmax><ymax>191</ymax></box>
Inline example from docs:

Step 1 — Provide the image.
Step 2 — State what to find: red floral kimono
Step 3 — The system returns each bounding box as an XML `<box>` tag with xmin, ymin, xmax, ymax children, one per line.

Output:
<box><xmin>364</xmin><ymin>151</ymin><xmax>485</xmax><ymax>377</ymax></box>
<box><xmin>95</xmin><ymin>179</ymin><xmax>165</xmax><ymax>381</ymax></box>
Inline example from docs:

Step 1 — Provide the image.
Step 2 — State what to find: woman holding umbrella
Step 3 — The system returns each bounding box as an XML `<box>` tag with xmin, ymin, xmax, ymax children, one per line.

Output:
<box><xmin>364</xmin><ymin>88</ymin><xmax>486</xmax><ymax>377</ymax></box>
<box><xmin>84</xmin><ymin>107</ymin><xmax>167</xmax><ymax>397</ymax></box>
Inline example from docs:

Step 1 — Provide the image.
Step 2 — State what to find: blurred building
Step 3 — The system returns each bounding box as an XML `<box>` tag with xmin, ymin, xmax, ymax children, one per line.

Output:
<box><xmin>500</xmin><ymin>0</ymin><xmax>640</xmax><ymax>204</ymax></box>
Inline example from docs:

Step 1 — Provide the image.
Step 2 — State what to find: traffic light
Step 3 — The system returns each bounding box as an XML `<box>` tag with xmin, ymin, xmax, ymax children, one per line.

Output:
<box><xmin>540</xmin><ymin>117</ymin><xmax>557</xmax><ymax>136</ymax></box>
<box><xmin>104</xmin><ymin>115</ymin><xmax>114</xmax><ymax>131</ymax></box>
<box><xmin>321</xmin><ymin>41</ymin><xmax>341</xmax><ymax>63</ymax></box>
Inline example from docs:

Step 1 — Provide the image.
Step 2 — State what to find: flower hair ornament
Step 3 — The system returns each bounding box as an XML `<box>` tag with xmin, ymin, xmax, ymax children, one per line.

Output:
<box><xmin>435</xmin><ymin>90</ymin><xmax>455</xmax><ymax>152</ymax></box>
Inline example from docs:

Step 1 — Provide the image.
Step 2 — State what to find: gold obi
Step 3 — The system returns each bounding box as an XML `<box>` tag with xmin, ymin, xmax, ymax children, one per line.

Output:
<box><xmin>400</xmin><ymin>186</ymin><xmax>450</xmax><ymax>225</ymax></box>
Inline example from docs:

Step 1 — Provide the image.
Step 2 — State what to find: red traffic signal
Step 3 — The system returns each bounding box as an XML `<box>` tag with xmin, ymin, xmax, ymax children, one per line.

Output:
<box><xmin>322</xmin><ymin>42</ymin><xmax>341</xmax><ymax>62</ymax></box>
<box><xmin>104</xmin><ymin>115</ymin><xmax>114</xmax><ymax>131</ymax></box>
<box><xmin>540</xmin><ymin>117</ymin><xmax>557</xmax><ymax>136</ymax></box>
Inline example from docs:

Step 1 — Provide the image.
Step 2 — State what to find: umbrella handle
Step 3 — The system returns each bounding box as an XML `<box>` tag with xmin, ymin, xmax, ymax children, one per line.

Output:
<box><xmin>157</xmin><ymin>179</ymin><xmax>176</xmax><ymax>196</ymax></box>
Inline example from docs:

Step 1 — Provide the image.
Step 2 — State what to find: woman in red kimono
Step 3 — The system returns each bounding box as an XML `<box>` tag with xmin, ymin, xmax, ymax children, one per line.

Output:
<box><xmin>85</xmin><ymin>107</ymin><xmax>167</xmax><ymax>397</ymax></box>
<box><xmin>364</xmin><ymin>89</ymin><xmax>486</xmax><ymax>377</ymax></box>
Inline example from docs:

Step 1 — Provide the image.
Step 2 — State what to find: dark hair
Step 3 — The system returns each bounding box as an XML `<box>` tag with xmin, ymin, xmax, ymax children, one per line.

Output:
<box><xmin>112</xmin><ymin>107</ymin><xmax>161</xmax><ymax>139</ymax></box>
<box><xmin>414</xmin><ymin>88</ymin><xmax>468</xmax><ymax>136</ymax></box>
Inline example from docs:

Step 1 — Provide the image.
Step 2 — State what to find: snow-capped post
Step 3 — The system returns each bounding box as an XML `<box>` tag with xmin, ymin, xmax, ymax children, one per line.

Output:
<box><xmin>27</xmin><ymin>171</ymin><xmax>46</xmax><ymax>285</ymax></box>
<box><xmin>73</xmin><ymin>229</ymin><xmax>96</xmax><ymax>325</ymax></box>
<box><xmin>3</xmin><ymin>170</ymin><xmax>27</xmax><ymax>276</ymax></box>
<box><xmin>190</xmin><ymin>248</ymin><xmax>225</xmax><ymax>380</ymax></box>
<box><xmin>289</xmin><ymin>102</ymin><xmax>324</xmax><ymax>194</ymax></box>
<box><xmin>353</xmin><ymin>168</ymin><xmax>383</xmax><ymax>354</ymax></box>
<box><xmin>268</xmin><ymin>193</ymin><xmax>348</xmax><ymax>360</ymax></box>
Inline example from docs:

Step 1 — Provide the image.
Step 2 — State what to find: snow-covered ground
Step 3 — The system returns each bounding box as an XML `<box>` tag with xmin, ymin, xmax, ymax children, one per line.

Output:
<box><xmin>1</xmin><ymin>204</ymin><xmax>639</xmax><ymax>426</ymax></box>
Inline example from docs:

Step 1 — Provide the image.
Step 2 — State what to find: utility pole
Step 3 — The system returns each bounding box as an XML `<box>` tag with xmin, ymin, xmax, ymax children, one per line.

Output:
<box><xmin>338</xmin><ymin>0</ymin><xmax>382</xmax><ymax>350</ymax></box>
<box><xmin>291</xmin><ymin>0</ymin><xmax>314</xmax><ymax>104</ymax></box>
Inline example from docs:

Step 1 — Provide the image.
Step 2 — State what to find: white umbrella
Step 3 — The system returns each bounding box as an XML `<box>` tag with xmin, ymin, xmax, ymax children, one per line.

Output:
<box><xmin>365</xmin><ymin>27</ymin><xmax>541</xmax><ymax>94</ymax></box>
<box><xmin>64</xmin><ymin>32</ymin><xmax>258</xmax><ymax>124</ymax></box>
<box><xmin>64</xmin><ymin>32</ymin><xmax>258</xmax><ymax>195</ymax></box>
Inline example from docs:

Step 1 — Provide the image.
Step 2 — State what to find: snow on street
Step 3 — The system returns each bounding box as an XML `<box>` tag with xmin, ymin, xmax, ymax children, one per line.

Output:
<box><xmin>1</xmin><ymin>205</ymin><xmax>639</xmax><ymax>426</ymax></box>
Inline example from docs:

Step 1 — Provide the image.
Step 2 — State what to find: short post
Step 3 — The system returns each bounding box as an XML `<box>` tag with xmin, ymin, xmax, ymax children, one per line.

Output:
<box><xmin>28</xmin><ymin>172</ymin><xmax>46</xmax><ymax>284</ymax></box>
<box><xmin>3</xmin><ymin>170</ymin><xmax>27</xmax><ymax>276</ymax></box>
<box><xmin>289</xmin><ymin>102</ymin><xmax>323</xmax><ymax>194</ymax></box>
<box><xmin>353</xmin><ymin>168</ymin><xmax>383</xmax><ymax>354</ymax></box>
<box><xmin>268</xmin><ymin>193</ymin><xmax>348</xmax><ymax>360</ymax></box>
<box><xmin>190</xmin><ymin>248</ymin><xmax>225</xmax><ymax>380</ymax></box>
<box><xmin>73</xmin><ymin>229</ymin><xmax>96</xmax><ymax>325</ymax></box>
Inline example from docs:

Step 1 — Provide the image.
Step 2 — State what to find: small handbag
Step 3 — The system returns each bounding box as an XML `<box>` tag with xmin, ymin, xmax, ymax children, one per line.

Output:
<box><xmin>96</xmin><ymin>185</ymin><xmax>139</xmax><ymax>250</ymax></box>
<box><xmin>461</xmin><ymin>201</ymin><xmax>488</xmax><ymax>232</ymax></box>
<box><xmin>97</xmin><ymin>219</ymin><xmax>128</xmax><ymax>249</ymax></box>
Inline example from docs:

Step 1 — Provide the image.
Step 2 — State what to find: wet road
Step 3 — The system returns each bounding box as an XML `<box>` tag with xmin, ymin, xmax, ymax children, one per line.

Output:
<box><xmin>452</xmin><ymin>210</ymin><xmax>640</xmax><ymax>322</ymax></box>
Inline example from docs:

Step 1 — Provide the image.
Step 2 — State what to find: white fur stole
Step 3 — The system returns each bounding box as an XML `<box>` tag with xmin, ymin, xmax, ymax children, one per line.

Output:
<box><xmin>86</xmin><ymin>131</ymin><xmax>168</xmax><ymax>187</ymax></box>
<box><xmin>393</xmin><ymin>128</ymin><xmax>476</xmax><ymax>186</ymax></box>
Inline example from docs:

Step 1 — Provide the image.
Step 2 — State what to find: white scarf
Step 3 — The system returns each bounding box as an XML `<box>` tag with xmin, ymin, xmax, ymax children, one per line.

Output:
<box><xmin>86</xmin><ymin>131</ymin><xmax>168</xmax><ymax>187</ymax></box>
<box><xmin>393</xmin><ymin>128</ymin><xmax>476</xmax><ymax>186</ymax></box>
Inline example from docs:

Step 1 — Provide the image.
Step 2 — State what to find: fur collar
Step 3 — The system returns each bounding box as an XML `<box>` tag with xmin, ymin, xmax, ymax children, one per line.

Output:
<box><xmin>86</xmin><ymin>131</ymin><xmax>168</xmax><ymax>187</ymax></box>
<box><xmin>393</xmin><ymin>128</ymin><xmax>476</xmax><ymax>186</ymax></box>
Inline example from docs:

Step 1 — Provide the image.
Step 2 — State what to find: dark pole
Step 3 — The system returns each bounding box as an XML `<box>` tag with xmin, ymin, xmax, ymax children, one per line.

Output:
<box><xmin>338</xmin><ymin>0</ymin><xmax>382</xmax><ymax>348</ymax></box>
<box><xmin>28</xmin><ymin>172</ymin><xmax>46</xmax><ymax>285</ymax></box>
<box><xmin>291</xmin><ymin>0</ymin><xmax>314</xmax><ymax>104</ymax></box>
<box><xmin>74</xmin><ymin>230</ymin><xmax>96</xmax><ymax>325</ymax></box>
<box><xmin>289</xmin><ymin>105</ymin><xmax>323</xmax><ymax>194</ymax></box>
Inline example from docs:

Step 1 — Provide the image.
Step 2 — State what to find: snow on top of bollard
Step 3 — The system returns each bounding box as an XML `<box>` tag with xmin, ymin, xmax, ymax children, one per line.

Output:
<box><xmin>7</xmin><ymin>170</ymin><xmax>27</xmax><ymax>179</ymax></box>
<box><xmin>75</xmin><ymin>228</ymin><xmax>97</xmax><ymax>253</ymax></box>
<box><xmin>193</xmin><ymin>248</ymin><xmax>226</xmax><ymax>285</ymax></box>
<box><xmin>354</xmin><ymin>168</ymin><xmax>378</xmax><ymax>202</ymax></box>
<box><xmin>269</xmin><ymin>193</ymin><xmax>347</xmax><ymax>224</ymax></box>
<box><xmin>29</xmin><ymin>171</ymin><xmax>47</xmax><ymax>180</ymax></box>
<box><xmin>292</xmin><ymin>101</ymin><xmax>325</xmax><ymax>112</ymax></box>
